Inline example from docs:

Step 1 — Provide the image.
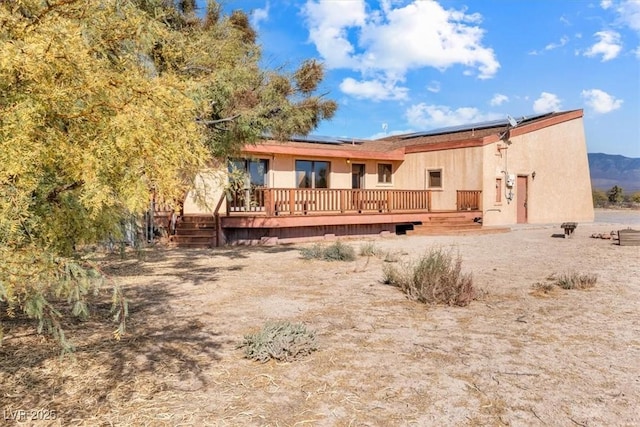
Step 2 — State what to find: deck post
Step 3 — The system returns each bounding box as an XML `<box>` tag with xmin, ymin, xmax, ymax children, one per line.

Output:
<box><xmin>386</xmin><ymin>191</ymin><xmax>392</xmax><ymax>212</ymax></box>
<box><xmin>289</xmin><ymin>189</ymin><xmax>295</xmax><ymax>215</ymax></box>
<box><xmin>264</xmin><ymin>189</ymin><xmax>273</xmax><ymax>216</ymax></box>
<box><xmin>340</xmin><ymin>190</ymin><xmax>346</xmax><ymax>213</ymax></box>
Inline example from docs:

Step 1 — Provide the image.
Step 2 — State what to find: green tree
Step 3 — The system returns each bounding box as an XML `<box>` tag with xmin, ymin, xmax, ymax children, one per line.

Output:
<box><xmin>0</xmin><ymin>0</ymin><xmax>336</xmax><ymax>349</ymax></box>
<box><xmin>607</xmin><ymin>185</ymin><xmax>624</xmax><ymax>204</ymax></box>
<box><xmin>631</xmin><ymin>192</ymin><xmax>640</xmax><ymax>204</ymax></box>
<box><xmin>592</xmin><ymin>190</ymin><xmax>608</xmax><ymax>208</ymax></box>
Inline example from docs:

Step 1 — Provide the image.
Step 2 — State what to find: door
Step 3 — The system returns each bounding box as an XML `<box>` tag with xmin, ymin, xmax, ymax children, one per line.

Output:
<box><xmin>352</xmin><ymin>164</ymin><xmax>365</xmax><ymax>189</ymax></box>
<box><xmin>516</xmin><ymin>175</ymin><xmax>528</xmax><ymax>223</ymax></box>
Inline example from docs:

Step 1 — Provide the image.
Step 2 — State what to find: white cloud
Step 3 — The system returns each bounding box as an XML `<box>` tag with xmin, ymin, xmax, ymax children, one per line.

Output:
<box><xmin>405</xmin><ymin>104</ymin><xmax>502</xmax><ymax>129</ymax></box>
<box><xmin>533</xmin><ymin>92</ymin><xmax>562</xmax><ymax>114</ymax></box>
<box><xmin>584</xmin><ymin>30</ymin><xmax>622</xmax><ymax>61</ymax></box>
<box><xmin>530</xmin><ymin>35</ymin><xmax>570</xmax><ymax>55</ymax></box>
<box><xmin>251</xmin><ymin>3</ymin><xmax>270</xmax><ymax>29</ymax></box>
<box><xmin>601</xmin><ymin>0</ymin><xmax>613</xmax><ymax>10</ymax></box>
<box><xmin>303</xmin><ymin>0</ymin><xmax>500</xmax><ymax>101</ymax></box>
<box><xmin>302</xmin><ymin>0</ymin><xmax>367</xmax><ymax>69</ymax></box>
<box><xmin>490</xmin><ymin>94</ymin><xmax>509</xmax><ymax>106</ymax></box>
<box><xmin>581</xmin><ymin>89</ymin><xmax>623</xmax><ymax>113</ymax></box>
<box><xmin>545</xmin><ymin>36</ymin><xmax>569</xmax><ymax>51</ymax></box>
<box><xmin>427</xmin><ymin>81</ymin><xmax>441</xmax><ymax>93</ymax></box>
<box><xmin>339</xmin><ymin>77</ymin><xmax>409</xmax><ymax>101</ymax></box>
<box><xmin>617</xmin><ymin>0</ymin><xmax>640</xmax><ymax>31</ymax></box>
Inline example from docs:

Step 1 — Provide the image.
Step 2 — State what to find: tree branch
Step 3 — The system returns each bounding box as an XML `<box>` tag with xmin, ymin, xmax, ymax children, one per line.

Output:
<box><xmin>196</xmin><ymin>114</ymin><xmax>241</xmax><ymax>125</ymax></box>
<box><xmin>46</xmin><ymin>181</ymin><xmax>84</xmax><ymax>203</ymax></box>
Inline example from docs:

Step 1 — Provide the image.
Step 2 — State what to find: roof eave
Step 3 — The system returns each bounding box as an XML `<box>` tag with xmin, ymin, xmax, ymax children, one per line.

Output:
<box><xmin>242</xmin><ymin>142</ymin><xmax>405</xmax><ymax>161</ymax></box>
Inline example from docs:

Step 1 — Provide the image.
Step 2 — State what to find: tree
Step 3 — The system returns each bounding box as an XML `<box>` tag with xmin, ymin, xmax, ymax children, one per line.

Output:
<box><xmin>0</xmin><ymin>0</ymin><xmax>336</xmax><ymax>349</ymax></box>
<box><xmin>607</xmin><ymin>185</ymin><xmax>624</xmax><ymax>204</ymax></box>
<box><xmin>592</xmin><ymin>190</ymin><xmax>608</xmax><ymax>208</ymax></box>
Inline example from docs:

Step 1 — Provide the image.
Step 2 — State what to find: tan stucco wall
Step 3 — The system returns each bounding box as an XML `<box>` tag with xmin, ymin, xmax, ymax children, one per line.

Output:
<box><xmin>183</xmin><ymin>169</ymin><xmax>226</xmax><ymax>215</ymax></box>
<box><xmin>182</xmin><ymin>155</ymin><xmax>398</xmax><ymax>214</ymax></box>
<box><xmin>269</xmin><ymin>154</ymin><xmax>350</xmax><ymax>188</ymax></box>
<box><xmin>481</xmin><ymin>117</ymin><xmax>594</xmax><ymax>226</ymax></box>
<box><xmin>258</xmin><ymin>154</ymin><xmax>401</xmax><ymax>190</ymax></box>
<box><xmin>394</xmin><ymin>146</ymin><xmax>484</xmax><ymax>210</ymax></box>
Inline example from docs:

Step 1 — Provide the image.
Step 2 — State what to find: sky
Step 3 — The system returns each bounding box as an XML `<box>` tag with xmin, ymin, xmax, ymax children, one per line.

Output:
<box><xmin>209</xmin><ymin>0</ymin><xmax>640</xmax><ymax>157</ymax></box>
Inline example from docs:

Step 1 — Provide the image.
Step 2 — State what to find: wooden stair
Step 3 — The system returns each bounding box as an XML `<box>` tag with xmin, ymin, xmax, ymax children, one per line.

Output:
<box><xmin>171</xmin><ymin>215</ymin><xmax>217</xmax><ymax>248</ymax></box>
<box><xmin>406</xmin><ymin>215</ymin><xmax>509</xmax><ymax>236</ymax></box>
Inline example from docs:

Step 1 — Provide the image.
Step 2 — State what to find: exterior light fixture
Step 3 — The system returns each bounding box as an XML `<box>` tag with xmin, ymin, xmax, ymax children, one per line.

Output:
<box><xmin>532</xmin><ymin>171</ymin><xmax>536</xmax><ymax>180</ymax></box>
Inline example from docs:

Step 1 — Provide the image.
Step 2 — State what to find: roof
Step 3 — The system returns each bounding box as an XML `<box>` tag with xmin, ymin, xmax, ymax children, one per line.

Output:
<box><xmin>245</xmin><ymin>109</ymin><xmax>583</xmax><ymax>160</ymax></box>
<box><xmin>288</xmin><ymin>135</ymin><xmax>367</xmax><ymax>145</ymax></box>
<box><xmin>392</xmin><ymin>113</ymin><xmax>551</xmax><ymax>140</ymax></box>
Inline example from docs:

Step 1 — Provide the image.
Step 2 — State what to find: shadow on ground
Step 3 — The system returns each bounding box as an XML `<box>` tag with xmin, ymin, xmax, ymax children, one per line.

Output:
<box><xmin>0</xmin><ymin>276</ymin><xmax>227</xmax><ymax>421</ymax></box>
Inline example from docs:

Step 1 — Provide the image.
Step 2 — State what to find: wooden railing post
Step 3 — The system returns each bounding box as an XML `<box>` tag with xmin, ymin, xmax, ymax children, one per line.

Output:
<box><xmin>264</xmin><ymin>189</ymin><xmax>273</xmax><ymax>216</ymax></box>
<box><xmin>289</xmin><ymin>189</ymin><xmax>295</xmax><ymax>214</ymax></box>
<box><xmin>386</xmin><ymin>190</ymin><xmax>392</xmax><ymax>212</ymax></box>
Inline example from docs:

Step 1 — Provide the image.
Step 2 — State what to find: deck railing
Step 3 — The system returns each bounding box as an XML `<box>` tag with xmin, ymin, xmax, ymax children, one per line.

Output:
<box><xmin>227</xmin><ymin>188</ymin><xmax>435</xmax><ymax>216</ymax></box>
<box><xmin>456</xmin><ymin>190</ymin><xmax>482</xmax><ymax>211</ymax></box>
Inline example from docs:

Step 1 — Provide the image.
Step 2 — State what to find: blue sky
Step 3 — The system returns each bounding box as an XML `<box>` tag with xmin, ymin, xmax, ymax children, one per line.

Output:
<box><xmin>210</xmin><ymin>0</ymin><xmax>639</xmax><ymax>157</ymax></box>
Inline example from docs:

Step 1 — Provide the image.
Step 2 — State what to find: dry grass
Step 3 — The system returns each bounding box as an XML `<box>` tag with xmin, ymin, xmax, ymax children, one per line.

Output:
<box><xmin>300</xmin><ymin>241</ymin><xmax>356</xmax><ymax>261</ymax></box>
<box><xmin>554</xmin><ymin>271</ymin><xmax>598</xmax><ymax>290</ymax></box>
<box><xmin>1</xmin><ymin>219</ymin><xmax>638</xmax><ymax>425</ymax></box>
<box><xmin>383</xmin><ymin>248</ymin><xmax>477</xmax><ymax>306</ymax></box>
<box><xmin>238</xmin><ymin>321</ymin><xmax>317</xmax><ymax>362</ymax></box>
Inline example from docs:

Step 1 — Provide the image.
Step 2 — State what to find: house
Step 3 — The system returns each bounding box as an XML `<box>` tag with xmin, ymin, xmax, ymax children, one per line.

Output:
<box><xmin>174</xmin><ymin>109</ymin><xmax>594</xmax><ymax>246</ymax></box>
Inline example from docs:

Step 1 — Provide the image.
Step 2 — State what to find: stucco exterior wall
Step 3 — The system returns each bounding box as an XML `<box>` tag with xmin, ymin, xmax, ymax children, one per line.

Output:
<box><xmin>183</xmin><ymin>169</ymin><xmax>226</xmax><ymax>214</ymax></box>
<box><xmin>394</xmin><ymin>146</ymin><xmax>484</xmax><ymax>211</ymax></box>
<box><xmin>481</xmin><ymin>117</ymin><xmax>594</xmax><ymax>225</ymax></box>
<box><xmin>254</xmin><ymin>154</ymin><xmax>402</xmax><ymax>190</ymax></box>
<box><xmin>269</xmin><ymin>154</ymin><xmax>351</xmax><ymax>188</ymax></box>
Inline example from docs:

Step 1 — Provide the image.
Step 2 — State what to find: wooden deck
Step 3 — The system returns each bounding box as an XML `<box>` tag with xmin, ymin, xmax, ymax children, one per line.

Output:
<box><xmin>226</xmin><ymin>188</ymin><xmax>440</xmax><ymax>216</ymax></box>
<box><xmin>170</xmin><ymin>188</ymin><xmax>486</xmax><ymax>247</ymax></box>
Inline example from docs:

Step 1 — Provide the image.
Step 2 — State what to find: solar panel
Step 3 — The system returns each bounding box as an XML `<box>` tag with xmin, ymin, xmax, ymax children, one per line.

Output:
<box><xmin>400</xmin><ymin>112</ymin><xmax>551</xmax><ymax>139</ymax></box>
<box><xmin>290</xmin><ymin>135</ymin><xmax>344</xmax><ymax>145</ymax></box>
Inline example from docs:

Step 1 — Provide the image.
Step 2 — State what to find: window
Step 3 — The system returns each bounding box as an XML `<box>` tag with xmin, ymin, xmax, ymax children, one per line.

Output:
<box><xmin>495</xmin><ymin>177</ymin><xmax>502</xmax><ymax>203</ymax></box>
<box><xmin>428</xmin><ymin>169</ymin><xmax>442</xmax><ymax>188</ymax></box>
<box><xmin>229</xmin><ymin>159</ymin><xmax>269</xmax><ymax>187</ymax></box>
<box><xmin>377</xmin><ymin>163</ymin><xmax>392</xmax><ymax>184</ymax></box>
<box><xmin>295</xmin><ymin>160</ymin><xmax>330</xmax><ymax>188</ymax></box>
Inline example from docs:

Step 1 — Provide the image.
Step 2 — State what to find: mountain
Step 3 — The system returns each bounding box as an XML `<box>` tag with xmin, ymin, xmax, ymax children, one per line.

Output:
<box><xmin>588</xmin><ymin>153</ymin><xmax>640</xmax><ymax>193</ymax></box>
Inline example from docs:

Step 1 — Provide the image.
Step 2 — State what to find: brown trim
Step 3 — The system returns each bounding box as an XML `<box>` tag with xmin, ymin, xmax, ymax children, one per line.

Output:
<box><xmin>508</xmin><ymin>110</ymin><xmax>583</xmax><ymax>138</ymax></box>
<box><xmin>242</xmin><ymin>143</ymin><xmax>405</xmax><ymax>161</ymax></box>
<box><xmin>481</xmin><ymin>110</ymin><xmax>584</xmax><ymax>145</ymax></box>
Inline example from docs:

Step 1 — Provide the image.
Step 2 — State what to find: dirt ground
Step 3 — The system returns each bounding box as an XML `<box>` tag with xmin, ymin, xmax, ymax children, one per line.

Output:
<box><xmin>1</xmin><ymin>209</ymin><xmax>639</xmax><ymax>426</ymax></box>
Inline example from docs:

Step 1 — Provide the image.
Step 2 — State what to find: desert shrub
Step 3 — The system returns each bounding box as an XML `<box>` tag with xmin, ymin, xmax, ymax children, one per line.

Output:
<box><xmin>382</xmin><ymin>262</ymin><xmax>410</xmax><ymax>285</ymax></box>
<box><xmin>300</xmin><ymin>241</ymin><xmax>355</xmax><ymax>261</ymax></box>
<box><xmin>532</xmin><ymin>281</ymin><xmax>556</xmax><ymax>294</ymax></box>
<box><xmin>323</xmin><ymin>241</ymin><xmax>356</xmax><ymax>261</ymax></box>
<box><xmin>383</xmin><ymin>250</ymin><xmax>402</xmax><ymax>263</ymax></box>
<box><xmin>359</xmin><ymin>242</ymin><xmax>379</xmax><ymax>257</ymax></box>
<box><xmin>299</xmin><ymin>243</ymin><xmax>325</xmax><ymax>260</ymax></box>
<box><xmin>384</xmin><ymin>248</ymin><xmax>476</xmax><ymax>306</ymax></box>
<box><xmin>554</xmin><ymin>272</ymin><xmax>597</xmax><ymax>290</ymax></box>
<box><xmin>239</xmin><ymin>321</ymin><xmax>317</xmax><ymax>362</ymax></box>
